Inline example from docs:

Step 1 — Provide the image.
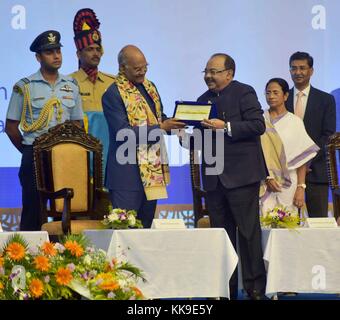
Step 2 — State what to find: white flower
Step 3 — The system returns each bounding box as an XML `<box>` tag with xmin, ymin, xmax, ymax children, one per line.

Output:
<box><xmin>108</xmin><ymin>212</ymin><xmax>119</xmax><ymax>222</ymax></box>
<box><xmin>125</xmin><ymin>278</ymin><xmax>134</xmax><ymax>287</ymax></box>
<box><xmin>289</xmin><ymin>210</ymin><xmax>298</xmax><ymax>217</ymax></box>
<box><xmin>89</xmin><ymin>270</ymin><xmax>97</xmax><ymax>278</ymax></box>
<box><xmin>86</xmin><ymin>246</ymin><xmax>95</xmax><ymax>253</ymax></box>
<box><xmin>107</xmin><ymin>292</ymin><xmax>116</xmax><ymax>299</ymax></box>
<box><xmin>268</xmin><ymin>210</ymin><xmax>277</xmax><ymax>218</ymax></box>
<box><xmin>67</xmin><ymin>263</ymin><xmax>76</xmax><ymax>272</ymax></box>
<box><xmin>122</xmin><ymin>286</ymin><xmax>130</xmax><ymax>293</ymax></box>
<box><xmin>118</xmin><ymin>279</ymin><xmax>128</xmax><ymax>288</ymax></box>
<box><xmin>83</xmin><ymin>255</ymin><xmax>92</xmax><ymax>265</ymax></box>
<box><xmin>54</xmin><ymin>243</ymin><xmax>65</xmax><ymax>253</ymax></box>
<box><xmin>128</xmin><ymin>214</ymin><xmax>136</xmax><ymax>226</ymax></box>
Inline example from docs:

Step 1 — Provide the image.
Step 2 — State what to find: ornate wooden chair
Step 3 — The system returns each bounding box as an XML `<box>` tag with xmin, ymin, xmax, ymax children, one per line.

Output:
<box><xmin>33</xmin><ymin>120</ymin><xmax>109</xmax><ymax>236</ymax></box>
<box><xmin>326</xmin><ymin>133</ymin><xmax>340</xmax><ymax>223</ymax></box>
<box><xmin>189</xmin><ymin>147</ymin><xmax>210</xmax><ymax>228</ymax></box>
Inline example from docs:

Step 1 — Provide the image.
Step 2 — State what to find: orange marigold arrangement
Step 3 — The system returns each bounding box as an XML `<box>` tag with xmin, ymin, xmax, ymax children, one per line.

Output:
<box><xmin>29</xmin><ymin>279</ymin><xmax>44</xmax><ymax>298</ymax></box>
<box><xmin>64</xmin><ymin>240</ymin><xmax>84</xmax><ymax>258</ymax></box>
<box><xmin>6</xmin><ymin>242</ymin><xmax>26</xmax><ymax>261</ymax></box>
<box><xmin>41</xmin><ymin>242</ymin><xmax>57</xmax><ymax>257</ymax></box>
<box><xmin>34</xmin><ymin>256</ymin><xmax>51</xmax><ymax>272</ymax></box>
<box><xmin>0</xmin><ymin>234</ymin><xmax>145</xmax><ymax>300</ymax></box>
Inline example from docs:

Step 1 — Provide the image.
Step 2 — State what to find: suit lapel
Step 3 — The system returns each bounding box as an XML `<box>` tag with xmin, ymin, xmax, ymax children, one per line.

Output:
<box><xmin>287</xmin><ymin>88</ymin><xmax>294</xmax><ymax>113</ymax></box>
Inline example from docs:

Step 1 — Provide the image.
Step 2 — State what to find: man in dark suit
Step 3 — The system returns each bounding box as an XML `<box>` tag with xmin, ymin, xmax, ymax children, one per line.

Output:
<box><xmin>197</xmin><ymin>53</ymin><xmax>267</xmax><ymax>300</ymax></box>
<box><xmin>286</xmin><ymin>51</ymin><xmax>336</xmax><ymax>218</ymax></box>
<box><xmin>102</xmin><ymin>45</ymin><xmax>184</xmax><ymax>228</ymax></box>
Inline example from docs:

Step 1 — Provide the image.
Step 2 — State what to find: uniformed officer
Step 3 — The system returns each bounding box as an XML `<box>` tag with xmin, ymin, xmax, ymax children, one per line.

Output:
<box><xmin>5</xmin><ymin>30</ymin><xmax>83</xmax><ymax>231</ymax></box>
<box><xmin>70</xmin><ymin>9</ymin><xmax>115</xmax><ymax>171</ymax></box>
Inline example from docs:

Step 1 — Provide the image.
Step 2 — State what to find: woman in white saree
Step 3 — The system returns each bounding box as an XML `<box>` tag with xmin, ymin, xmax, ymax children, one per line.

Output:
<box><xmin>260</xmin><ymin>78</ymin><xmax>319</xmax><ymax>215</ymax></box>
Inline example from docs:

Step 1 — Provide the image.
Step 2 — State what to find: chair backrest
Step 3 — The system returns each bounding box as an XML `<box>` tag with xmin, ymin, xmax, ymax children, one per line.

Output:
<box><xmin>33</xmin><ymin>121</ymin><xmax>103</xmax><ymax>221</ymax></box>
<box><xmin>52</xmin><ymin>143</ymin><xmax>88</xmax><ymax>212</ymax></box>
<box><xmin>189</xmin><ymin>148</ymin><xmax>209</xmax><ymax>227</ymax></box>
<box><xmin>326</xmin><ymin>132</ymin><xmax>340</xmax><ymax>220</ymax></box>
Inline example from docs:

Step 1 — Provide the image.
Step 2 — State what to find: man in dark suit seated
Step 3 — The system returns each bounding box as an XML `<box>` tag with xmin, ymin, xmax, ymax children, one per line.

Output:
<box><xmin>286</xmin><ymin>51</ymin><xmax>336</xmax><ymax>218</ymax></box>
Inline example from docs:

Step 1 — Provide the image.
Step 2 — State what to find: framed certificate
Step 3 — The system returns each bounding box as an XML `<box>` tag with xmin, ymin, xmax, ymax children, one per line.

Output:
<box><xmin>173</xmin><ymin>101</ymin><xmax>217</xmax><ymax>126</ymax></box>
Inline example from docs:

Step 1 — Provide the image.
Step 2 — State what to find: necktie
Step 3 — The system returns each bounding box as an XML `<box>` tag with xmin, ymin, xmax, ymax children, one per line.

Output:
<box><xmin>295</xmin><ymin>91</ymin><xmax>304</xmax><ymax>119</ymax></box>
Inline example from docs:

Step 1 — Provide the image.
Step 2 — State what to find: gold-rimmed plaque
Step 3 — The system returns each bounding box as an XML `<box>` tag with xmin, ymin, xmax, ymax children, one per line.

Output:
<box><xmin>173</xmin><ymin>101</ymin><xmax>216</xmax><ymax>126</ymax></box>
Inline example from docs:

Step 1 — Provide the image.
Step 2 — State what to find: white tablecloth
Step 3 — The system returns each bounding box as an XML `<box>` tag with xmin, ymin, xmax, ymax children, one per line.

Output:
<box><xmin>84</xmin><ymin>228</ymin><xmax>238</xmax><ymax>299</ymax></box>
<box><xmin>0</xmin><ymin>231</ymin><xmax>49</xmax><ymax>250</ymax></box>
<box><xmin>263</xmin><ymin>228</ymin><xmax>340</xmax><ymax>295</ymax></box>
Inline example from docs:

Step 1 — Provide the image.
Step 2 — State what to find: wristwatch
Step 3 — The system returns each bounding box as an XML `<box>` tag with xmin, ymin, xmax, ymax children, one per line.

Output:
<box><xmin>297</xmin><ymin>183</ymin><xmax>306</xmax><ymax>189</ymax></box>
<box><xmin>224</xmin><ymin>121</ymin><xmax>232</xmax><ymax>137</ymax></box>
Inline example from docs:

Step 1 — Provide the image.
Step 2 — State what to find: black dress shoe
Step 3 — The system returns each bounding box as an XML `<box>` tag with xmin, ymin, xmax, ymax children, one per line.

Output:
<box><xmin>250</xmin><ymin>290</ymin><xmax>269</xmax><ymax>300</ymax></box>
<box><xmin>279</xmin><ymin>292</ymin><xmax>298</xmax><ymax>296</ymax></box>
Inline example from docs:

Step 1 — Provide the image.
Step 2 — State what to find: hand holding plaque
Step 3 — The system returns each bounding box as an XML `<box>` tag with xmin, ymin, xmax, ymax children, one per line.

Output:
<box><xmin>160</xmin><ymin>118</ymin><xmax>186</xmax><ymax>131</ymax></box>
<box><xmin>201</xmin><ymin>118</ymin><xmax>225</xmax><ymax>130</ymax></box>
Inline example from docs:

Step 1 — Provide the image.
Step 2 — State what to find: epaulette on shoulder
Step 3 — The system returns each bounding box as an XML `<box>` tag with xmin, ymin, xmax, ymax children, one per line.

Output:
<box><xmin>20</xmin><ymin>77</ymin><xmax>30</xmax><ymax>84</ymax></box>
<box><xmin>100</xmin><ymin>72</ymin><xmax>116</xmax><ymax>80</ymax></box>
<box><xmin>13</xmin><ymin>78</ymin><xmax>30</xmax><ymax>94</ymax></box>
<box><xmin>68</xmin><ymin>77</ymin><xmax>78</xmax><ymax>86</ymax></box>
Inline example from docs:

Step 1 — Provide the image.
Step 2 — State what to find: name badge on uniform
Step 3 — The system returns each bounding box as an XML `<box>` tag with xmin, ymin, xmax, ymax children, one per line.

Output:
<box><xmin>62</xmin><ymin>96</ymin><xmax>74</xmax><ymax>100</ymax></box>
<box><xmin>32</xmin><ymin>96</ymin><xmax>45</xmax><ymax>101</ymax></box>
<box><xmin>60</xmin><ymin>84</ymin><xmax>73</xmax><ymax>92</ymax></box>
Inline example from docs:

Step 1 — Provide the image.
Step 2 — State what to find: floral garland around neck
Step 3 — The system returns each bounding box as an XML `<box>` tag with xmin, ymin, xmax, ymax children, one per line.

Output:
<box><xmin>115</xmin><ymin>73</ymin><xmax>169</xmax><ymax>200</ymax></box>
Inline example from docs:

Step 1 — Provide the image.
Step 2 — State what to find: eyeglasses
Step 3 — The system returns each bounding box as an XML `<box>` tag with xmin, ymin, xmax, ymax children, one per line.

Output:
<box><xmin>290</xmin><ymin>66</ymin><xmax>310</xmax><ymax>72</ymax></box>
<box><xmin>202</xmin><ymin>69</ymin><xmax>227</xmax><ymax>76</ymax></box>
<box><xmin>131</xmin><ymin>64</ymin><xmax>149</xmax><ymax>73</ymax></box>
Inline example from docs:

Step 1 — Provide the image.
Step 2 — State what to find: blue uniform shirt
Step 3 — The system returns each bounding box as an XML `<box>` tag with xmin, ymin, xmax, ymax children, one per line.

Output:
<box><xmin>6</xmin><ymin>70</ymin><xmax>83</xmax><ymax>145</ymax></box>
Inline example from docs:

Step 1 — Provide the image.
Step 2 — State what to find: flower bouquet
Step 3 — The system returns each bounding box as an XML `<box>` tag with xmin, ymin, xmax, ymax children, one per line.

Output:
<box><xmin>102</xmin><ymin>208</ymin><xmax>143</xmax><ymax>229</ymax></box>
<box><xmin>0</xmin><ymin>233</ymin><xmax>145</xmax><ymax>300</ymax></box>
<box><xmin>260</xmin><ymin>205</ymin><xmax>303</xmax><ymax>229</ymax></box>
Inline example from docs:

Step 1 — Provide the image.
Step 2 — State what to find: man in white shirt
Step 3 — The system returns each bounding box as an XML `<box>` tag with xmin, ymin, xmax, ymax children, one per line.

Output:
<box><xmin>286</xmin><ymin>51</ymin><xmax>336</xmax><ymax>218</ymax></box>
